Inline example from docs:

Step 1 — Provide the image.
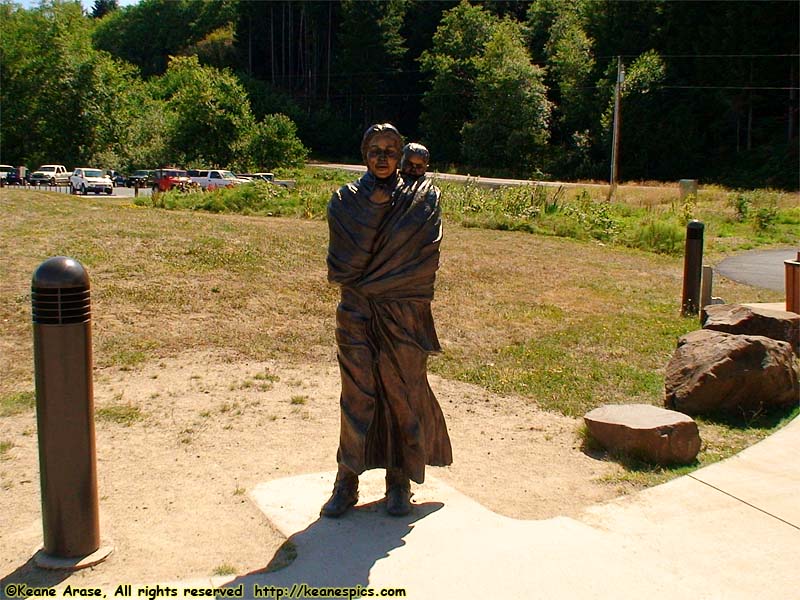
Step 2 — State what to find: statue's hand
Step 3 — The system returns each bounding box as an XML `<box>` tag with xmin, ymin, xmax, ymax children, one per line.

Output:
<box><xmin>370</xmin><ymin>184</ymin><xmax>392</xmax><ymax>204</ymax></box>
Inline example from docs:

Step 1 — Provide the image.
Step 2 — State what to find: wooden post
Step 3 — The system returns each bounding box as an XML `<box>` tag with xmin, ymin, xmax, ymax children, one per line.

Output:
<box><xmin>608</xmin><ymin>57</ymin><xmax>624</xmax><ymax>201</ymax></box>
<box><xmin>786</xmin><ymin>252</ymin><xmax>800</xmax><ymax>314</ymax></box>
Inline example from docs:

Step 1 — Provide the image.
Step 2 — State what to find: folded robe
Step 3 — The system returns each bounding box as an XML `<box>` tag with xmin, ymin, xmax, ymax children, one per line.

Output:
<box><xmin>327</xmin><ymin>172</ymin><xmax>453</xmax><ymax>484</ymax></box>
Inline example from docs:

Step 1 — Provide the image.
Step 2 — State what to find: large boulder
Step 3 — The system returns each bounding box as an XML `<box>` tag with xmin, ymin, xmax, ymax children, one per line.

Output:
<box><xmin>665</xmin><ymin>329</ymin><xmax>799</xmax><ymax>417</ymax></box>
<box><xmin>703</xmin><ymin>303</ymin><xmax>799</xmax><ymax>353</ymax></box>
<box><xmin>584</xmin><ymin>404</ymin><xmax>701</xmax><ymax>465</ymax></box>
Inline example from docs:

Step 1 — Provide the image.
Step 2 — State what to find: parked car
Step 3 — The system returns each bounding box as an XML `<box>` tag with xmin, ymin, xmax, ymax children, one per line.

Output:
<box><xmin>247</xmin><ymin>172</ymin><xmax>295</xmax><ymax>188</ymax></box>
<box><xmin>5</xmin><ymin>166</ymin><xmax>28</xmax><ymax>185</ymax></box>
<box><xmin>29</xmin><ymin>164</ymin><xmax>70</xmax><ymax>186</ymax></box>
<box><xmin>151</xmin><ymin>168</ymin><xmax>196</xmax><ymax>192</ymax></box>
<box><xmin>127</xmin><ymin>170</ymin><xmax>153</xmax><ymax>188</ymax></box>
<box><xmin>0</xmin><ymin>165</ymin><xmax>13</xmax><ymax>181</ymax></box>
<box><xmin>70</xmin><ymin>168</ymin><xmax>113</xmax><ymax>195</ymax></box>
<box><xmin>188</xmin><ymin>168</ymin><xmax>248</xmax><ymax>190</ymax></box>
<box><xmin>106</xmin><ymin>170</ymin><xmax>127</xmax><ymax>187</ymax></box>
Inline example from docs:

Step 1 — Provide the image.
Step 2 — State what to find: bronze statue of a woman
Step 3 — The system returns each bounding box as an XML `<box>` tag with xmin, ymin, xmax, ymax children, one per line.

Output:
<box><xmin>322</xmin><ymin>123</ymin><xmax>452</xmax><ymax>517</ymax></box>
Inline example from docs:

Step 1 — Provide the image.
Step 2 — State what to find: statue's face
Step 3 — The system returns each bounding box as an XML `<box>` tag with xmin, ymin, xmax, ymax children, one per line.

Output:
<box><xmin>365</xmin><ymin>133</ymin><xmax>401</xmax><ymax>179</ymax></box>
<box><xmin>402</xmin><ymin>155</ymin><xmax>428</xmax><ymax>178</ymax></box>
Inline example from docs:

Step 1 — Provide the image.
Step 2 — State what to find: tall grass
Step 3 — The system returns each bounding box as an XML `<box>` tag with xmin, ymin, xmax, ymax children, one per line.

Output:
<box><xmin>136</xmin><ymin>169</ymin><xmax>798</xmax><ymax>258</ymax></box>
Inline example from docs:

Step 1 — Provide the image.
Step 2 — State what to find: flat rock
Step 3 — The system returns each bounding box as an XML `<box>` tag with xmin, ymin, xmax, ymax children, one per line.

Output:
<box><xmin>584</xmin><ymin>404</ymin><xmax>701</xmax><ymax>465</ymax></box>
<box><xmin>703</xmin><ymin>303</ymin><xmax>799</xmax><ymax>353</ymax></box>
<box><xmin>665</xmin><ymin>329</ymin><xmax>799</xmax><ymax>417</ymax></box>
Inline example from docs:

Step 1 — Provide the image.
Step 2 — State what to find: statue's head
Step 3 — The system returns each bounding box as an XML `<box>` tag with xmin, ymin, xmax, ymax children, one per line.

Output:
<box><xmin>361</xmin><ymin>123</ymin><xmax>403</xmax><ymax>179</ymax></box>
<box><xmin>400</xmin><ymin>143</ymin><xmax>430</xmax><ymax>181</ymax></box>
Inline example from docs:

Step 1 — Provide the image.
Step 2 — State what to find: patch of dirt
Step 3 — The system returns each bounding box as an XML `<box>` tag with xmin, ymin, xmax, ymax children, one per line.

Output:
<box><xmin>1</xmin><ymin>350</ymin><xmax>626</xmax><ymax>587</ymax></box>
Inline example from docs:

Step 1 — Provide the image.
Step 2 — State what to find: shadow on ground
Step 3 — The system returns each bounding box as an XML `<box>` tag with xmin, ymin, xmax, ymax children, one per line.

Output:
<box><xmin>0</xmin><ymin>555</ymin><xmax>70</xmax><ymax>597</ymax></box>
<box><xmin>225</xmin><ymin>499</ymin><xmax>443</xmax><ymax>598</ymax></box>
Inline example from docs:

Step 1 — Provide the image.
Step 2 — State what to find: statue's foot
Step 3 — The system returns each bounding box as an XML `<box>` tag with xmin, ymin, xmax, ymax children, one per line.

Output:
<box><xmin>385</xmin><ymin>468</ymin><xmax>412</xmax><ymax>516</ymax></box>
<box><xmin>320</xmin><ymin>467</ymin><xmax>358</xmax><ymax>518</ymax></box>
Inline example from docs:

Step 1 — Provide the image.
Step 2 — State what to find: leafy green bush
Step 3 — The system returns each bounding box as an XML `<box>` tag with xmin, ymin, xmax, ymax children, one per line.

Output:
<box><xmin>754</xmin><ymin>204</ymin><xmax>778</xmax><ymax>231</ymax></box>
<box><xmin>730</xmin><ymin>193</ymin><xmax>752</xmax><ymax>222</ymax></box>
<box><xmin>563</xmin><ymin>191</ymin><xmax>620</xmax><ymax>241</ymax></box>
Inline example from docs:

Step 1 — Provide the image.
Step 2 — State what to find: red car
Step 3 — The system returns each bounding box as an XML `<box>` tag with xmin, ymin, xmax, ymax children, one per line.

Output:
<box><xmin>151</xmin><ymin>168</ymin><xmax>196</xmax><ymax>192</ymax></box>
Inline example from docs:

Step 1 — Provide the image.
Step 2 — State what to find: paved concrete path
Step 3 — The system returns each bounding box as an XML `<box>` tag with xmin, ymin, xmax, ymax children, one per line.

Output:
<box><xmin>215</xmin><ymin>414</ymin><xmax>800</xmax><ymax>600</ymax></box>
<box><xmin>716</xmin><ymin>247</ymin><xmax>798</xmax><ymax>291</ymax></box>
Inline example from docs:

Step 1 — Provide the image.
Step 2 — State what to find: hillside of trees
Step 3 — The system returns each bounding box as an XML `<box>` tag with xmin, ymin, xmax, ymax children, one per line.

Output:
<box><xmin>1</xmin><ymin>0</ymin><xmax>798</xmax><ymax>189</ymax></box>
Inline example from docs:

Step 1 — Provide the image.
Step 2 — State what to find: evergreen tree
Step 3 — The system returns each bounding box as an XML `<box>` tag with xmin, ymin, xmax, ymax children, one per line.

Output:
<box><xmin>91</xmin><ymin>0</ymin><xmax>118</xmax><ymax>19</ymax></box>
<box><xmin>334</xmin><ymin>0</ymin><xmax>408</xmax><ymax>128</ymax></box>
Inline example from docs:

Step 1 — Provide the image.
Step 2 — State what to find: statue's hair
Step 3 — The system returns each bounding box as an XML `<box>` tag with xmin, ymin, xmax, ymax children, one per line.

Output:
<box><xmin>361</xmin><ymin>123</ymin><xmax>403</xmax><ymax>161</ymax></box>
<box><xmin>401</xmin><ymin>142</ymin><xmax>430</xmax><ymax>164</ymax></box>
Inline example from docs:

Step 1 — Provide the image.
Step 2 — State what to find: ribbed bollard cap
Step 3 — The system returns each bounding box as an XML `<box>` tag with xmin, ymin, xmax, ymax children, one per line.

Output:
<box><xmin>31</xmin><ymin>257</ymin><xmax>91</xmax><ymax>325</ymax></box>
<box><xmin>32</xmin><ymin>256</ymin><xmax>90</xmax><ymax>289</ymax></box>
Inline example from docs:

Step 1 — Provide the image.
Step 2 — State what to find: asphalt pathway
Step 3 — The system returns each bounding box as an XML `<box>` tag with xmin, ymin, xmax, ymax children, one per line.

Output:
<box><xmin>716</xmin><ymin>247</ymin><xmax>798</xmax><ymax>291</ymax></box>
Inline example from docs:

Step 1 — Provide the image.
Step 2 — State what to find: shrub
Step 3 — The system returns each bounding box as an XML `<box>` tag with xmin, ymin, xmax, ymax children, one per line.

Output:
<box><xmin>627</xmin><ymin>220</ymin><xmax>684</xmax><ymax>255</ymax></box>
<box><xmin>564</xmin><ymin>191</ymin><xmax>620</xmax><ymax>241</ymax></box>
<box><xmin>730</xmin><ymin>193</ymin><xmax>752</xmax><ymax>222</ymax></box>
<box><xmin>753</xmin><ymin>204</ymin><xmax>778</xmax><ymax>231</ymax></box>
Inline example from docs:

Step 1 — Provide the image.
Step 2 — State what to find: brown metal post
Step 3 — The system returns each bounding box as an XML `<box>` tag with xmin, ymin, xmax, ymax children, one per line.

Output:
<box><xmin>681</xmin><ymin>220</ymin><xmax>704</xmax><ymax>316</ymax></box>
<box><xmin>31</xmin><ymin>256</ymin><xmax>100</xmax><ymax>558</ymax></box>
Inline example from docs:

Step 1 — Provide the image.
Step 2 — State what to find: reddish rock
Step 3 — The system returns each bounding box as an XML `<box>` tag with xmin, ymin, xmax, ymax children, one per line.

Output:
<box><xmin>665</xmin><ymin>329</ymin><xmax>799</xmax><ymax>417</ymax></box>
<box><xmin>703</xmin><ymin>303</ymin><xmax>799</xmax><ymax>353</ymax></box>
<box><xmin>584</xmin><ymin>404</ymin><xmax>701</xmax><ymax>465</ymax></box>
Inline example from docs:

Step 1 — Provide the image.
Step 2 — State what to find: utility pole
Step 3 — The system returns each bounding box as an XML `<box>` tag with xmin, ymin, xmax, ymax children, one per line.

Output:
<box><xmin>608</xmin><ymin>56</ymin><xmax>625</xmax><ymax>201</ymax></box>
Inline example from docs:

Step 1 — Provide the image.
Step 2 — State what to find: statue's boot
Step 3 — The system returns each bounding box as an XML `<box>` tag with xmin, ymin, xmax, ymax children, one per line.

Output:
<box><xmin>320</xmin><ymin>465</ymin><xmax>359</xmax><ymax>518</ymax></box>
<box><xmin>385</xmin><ymin>468</ymin><xmax>412</xmax><ymax>516</ymax></box>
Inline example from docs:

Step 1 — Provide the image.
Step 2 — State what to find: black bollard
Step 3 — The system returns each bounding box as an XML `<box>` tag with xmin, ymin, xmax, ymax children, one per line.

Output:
<box><xmin>681</xmin><ymin>220</ymin><xmax>704</xmax><ymax>316</ymax></box>
<box><xmin>31</xmin><ymin>256</ymin><xmax>101</xmax><ymax>559</ymax></box>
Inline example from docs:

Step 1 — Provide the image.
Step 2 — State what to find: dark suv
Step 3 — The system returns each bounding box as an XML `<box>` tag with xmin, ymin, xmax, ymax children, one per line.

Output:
<box><xmin>127</xmin><ymin>170</ymin><xmax>152</xmax><ymax>188</ymax></box>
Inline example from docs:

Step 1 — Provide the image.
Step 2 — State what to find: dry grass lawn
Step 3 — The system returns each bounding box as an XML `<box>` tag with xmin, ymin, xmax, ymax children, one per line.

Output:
<box><xmin>0</xmin><ymin>188</ymin><xmax>789</xmax><ymax>587</ymax></box>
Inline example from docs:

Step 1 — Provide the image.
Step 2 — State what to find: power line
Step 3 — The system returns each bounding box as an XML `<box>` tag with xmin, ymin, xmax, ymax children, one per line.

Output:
<box><xmin>598</xmin><ymin>54</ymin><xmax>799</xmax><ymax>59</ymax></box>
<box><xmin>660</xmin><ymin>85</ymin><xmax>800</xmax><ymax>90</ymax></box>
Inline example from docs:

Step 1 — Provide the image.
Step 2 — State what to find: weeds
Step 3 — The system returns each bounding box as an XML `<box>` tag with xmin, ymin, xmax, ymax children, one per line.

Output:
<box><xmin>96</xmin><ymin>404</ymin><xmax>144</xmax><ymax>426</ymax></box>
<box><xmin>627</xmin><ymin>220</ymin><xmax>684</xmax><ymax>255</ymax></box>
<box><xmin>731</xmin><ymin>193</ymin><xmax>752</xmax><ymax>222</ymax></box>
<box><xmin>212</xmin><ymin>564</ymin><xmax>237</xmax><ymax>577</ymax></box>
<box><xmin>131</xmin><ymin>168</ymin><xmax>798</xmax><ymax>257</ymax></box>
<box><xmin>0</xmin><ymin>391</ymin><xmax>35</xmax><ymax>417</ymax></box>
<box><xmin>0</xmin><ymin>440</ymin><xmax>14</xmax><ymax>460</ymax></box>
<box><xmin>753</xmin><ymin>205</ymin><xmax>778</xmax><ymax>232</ymax></box>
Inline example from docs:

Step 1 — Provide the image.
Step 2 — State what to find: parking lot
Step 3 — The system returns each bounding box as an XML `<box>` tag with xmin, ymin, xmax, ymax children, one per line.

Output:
<box><xmin>2</xmin><ymin>182</ymin><xmax>153</xmax><ymax>198</ymax></box>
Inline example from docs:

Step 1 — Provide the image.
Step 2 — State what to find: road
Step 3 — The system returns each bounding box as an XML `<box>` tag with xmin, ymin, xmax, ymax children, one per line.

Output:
<box><xmin>309</xmin><ymin>162</ymin><xmax>668</xmax><ymax>191</ymax></box>
<box><xmin>716</xmin><ymin>247</ymin><xmax>799</xmax><ymax>292</ymax></box>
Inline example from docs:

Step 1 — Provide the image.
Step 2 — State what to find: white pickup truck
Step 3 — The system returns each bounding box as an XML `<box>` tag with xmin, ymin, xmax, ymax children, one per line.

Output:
<box><xmin>29</xmin><ymin>164</ymin><xmax>70</xmax><ymax>186</ymax></box>
<box><xmin>188</xmin><ymin>169</ymin><xmax>248</xmax><ymax>190</ymax></box>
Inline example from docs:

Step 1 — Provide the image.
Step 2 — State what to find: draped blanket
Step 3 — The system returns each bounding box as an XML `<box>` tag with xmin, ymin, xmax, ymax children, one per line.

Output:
<box><xmin>327</xmin><ymin>172</ymin><xmax>453</xmax><ymax>484</ymax></box>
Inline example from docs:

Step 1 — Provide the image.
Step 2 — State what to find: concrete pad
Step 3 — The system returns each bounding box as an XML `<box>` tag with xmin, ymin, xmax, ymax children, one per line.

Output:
<box><xmin>240</xmin><ymin>417</ymin><xmax>800</xmax><ymax>599</ymax></box>
<box><xmin>741</xmin><ymin>301</ymin><xmax>798</xmax><ymax>314</ymax></box>
<box><xmin>688</xmin><ymin>411</ymin><xmax>800</xmax><ymax>527</ymax></box>
<box><xmin>33</xmin><ymin>545</ymin><xmax>114</xmax><ymax>571</ymax></box>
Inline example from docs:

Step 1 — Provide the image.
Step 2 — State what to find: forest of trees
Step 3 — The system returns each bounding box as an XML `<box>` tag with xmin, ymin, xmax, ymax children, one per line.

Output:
<box><xmin>1</xmin><ymin>0</ymin><xmax>798</xmax><ymax>189</ymax></box>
